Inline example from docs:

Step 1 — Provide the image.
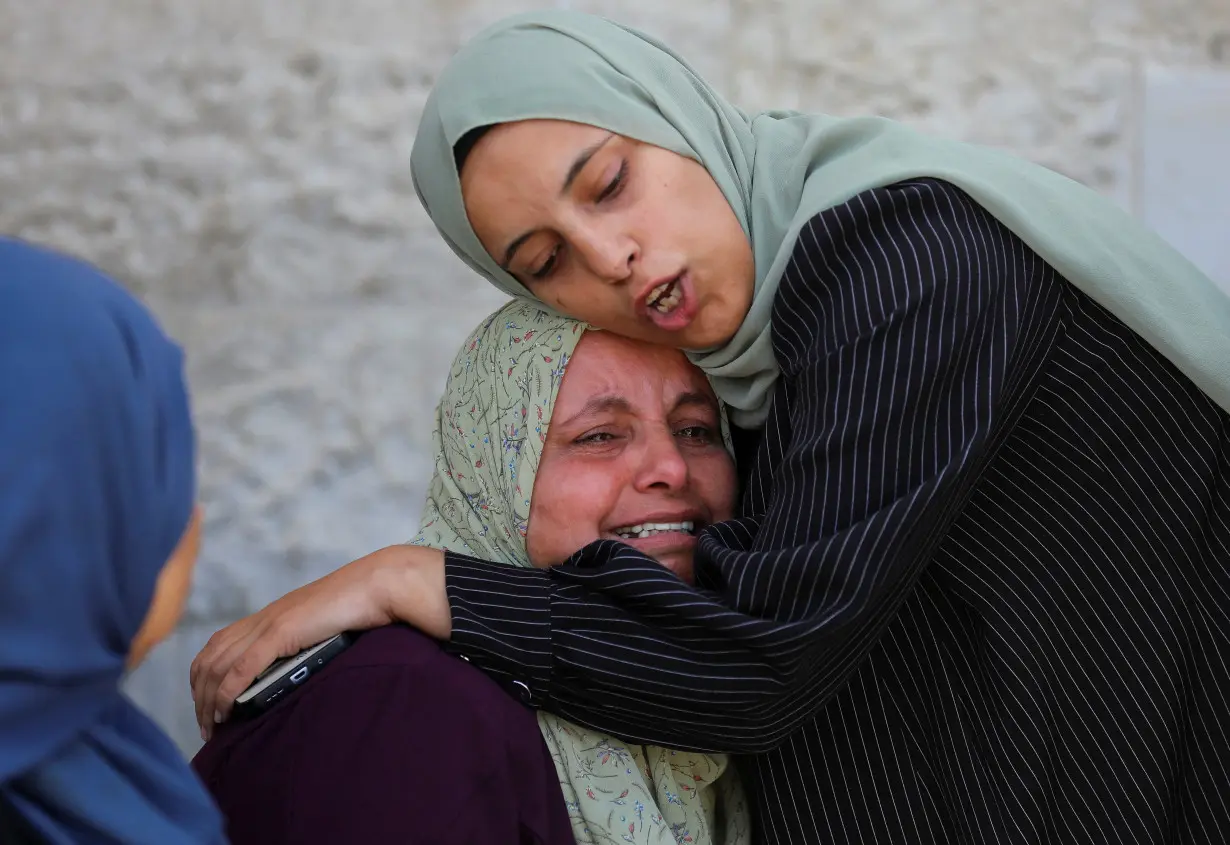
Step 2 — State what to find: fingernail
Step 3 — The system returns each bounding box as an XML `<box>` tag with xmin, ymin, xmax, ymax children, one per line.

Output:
<box><xmin>214</xmin><ymin>710</ymin><xmax>223</xmax><ymax>724</ymax></box>
<box><xmin>200</xmin><ymin>726</ymin><xmax>208</xmax><ymax>742</ymax></box>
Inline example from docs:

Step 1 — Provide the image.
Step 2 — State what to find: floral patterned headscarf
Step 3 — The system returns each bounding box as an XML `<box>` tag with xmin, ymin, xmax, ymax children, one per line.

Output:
<box><xmin>413</xmin><ymin>298</ymin><xmax>750</xmax><ymax>845</ymax></box>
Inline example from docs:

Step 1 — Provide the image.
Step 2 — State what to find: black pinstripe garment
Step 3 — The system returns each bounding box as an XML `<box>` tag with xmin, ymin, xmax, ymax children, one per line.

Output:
<box><xmin>444</xmin><ymin>178</ymin><xmax>1230</xmax><ymax>844</ymax></box>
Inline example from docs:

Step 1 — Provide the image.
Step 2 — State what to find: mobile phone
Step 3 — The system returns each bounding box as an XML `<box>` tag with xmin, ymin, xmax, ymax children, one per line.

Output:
<box><xmin>231</xmin><ymin>633</ymin><xmax>354</xmax><ymax>720</ymax></box>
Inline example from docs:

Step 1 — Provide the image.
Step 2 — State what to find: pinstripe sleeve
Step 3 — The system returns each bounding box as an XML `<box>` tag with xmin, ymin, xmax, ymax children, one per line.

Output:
<box><xmin>445</xmin><ymin>179</ymin><xmax>1060</xmax><ymax>752</ymax></box>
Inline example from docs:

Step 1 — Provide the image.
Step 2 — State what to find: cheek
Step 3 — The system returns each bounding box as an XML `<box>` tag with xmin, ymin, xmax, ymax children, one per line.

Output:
<box><xmin>694</xmin><ymin>451</ymin><xmax>739</xmax><ymax>521</ymax></box>
<box><xmin>548</xmin><ymin>287</ymin><xmax>613</xmax><ymax>322</ymax></box>
<box><xmin>679</xmin><ymin>167</ymin><xmax>745</xmax><ymax>262</ymax></box>
<box><xmin>523</xmin><ymin>486</ymin><xmax>555</xmax><ymax>565</ymax></box>
<box><xmin>545</xmin><ymin>289</ymin><xmax>662</xmax><ymax>345</ymax></box>
<box><xmin>526</xmin><ymin>459</ymin><xmax>620</xmax><ymax>566</ymax></box>
<box><xmin>535</xmin><ymin>283</ymin><xmax>610</xmax><ymax>324</ymax></box>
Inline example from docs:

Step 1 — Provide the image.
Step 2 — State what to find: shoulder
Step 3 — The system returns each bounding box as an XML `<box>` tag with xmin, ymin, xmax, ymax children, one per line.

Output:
<box><xmin>773</xmin><ymin>178</ymin><xmax>1030</xmax><ymax>367</ymax></box>
<box><xmin>785</xmin><ymin>177</ymin><xmax>1008</xmax><ymax>300</ymax></box>
<box><xmin>208</xmin><ymin>625</ymin><xmax>564</xmax><ymax>843</ymax></box>
<box><xmin>791</xmin><ymin>177</ymin><xmax>993</xmax><ymax>261</ymax></box>
<box><xmin>330</xmin><ymin>623</ymin><xmax>460</xmax><ymax>670</ymax></box>
<box><xmin>195</xmin><ymin>626</ymin><xmax>550</xmax><ymax>841</ymax></box>
<box><xmin>306</xmin><ymin>625</ymin><xmax>537</xmax><ymax>733</ymax></box>
<box><xmin>199</xmin><ymin>626</ymin><xmax>540</xmax><ymax>770</ymax></box>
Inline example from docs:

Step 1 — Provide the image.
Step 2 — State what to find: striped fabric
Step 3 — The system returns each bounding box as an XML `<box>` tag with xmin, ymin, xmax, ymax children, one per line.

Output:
<box><xmin>444</xmin><ymin>178</ymin><xmax>1230</xmax><ymax>844</ymax></box>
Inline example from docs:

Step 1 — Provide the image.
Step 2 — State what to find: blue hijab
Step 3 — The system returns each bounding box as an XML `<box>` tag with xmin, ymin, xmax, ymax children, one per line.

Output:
<box><xmin>0</xmin><ymin>238</ymin><xmax>225</xmax><ymax>844</ymax></box>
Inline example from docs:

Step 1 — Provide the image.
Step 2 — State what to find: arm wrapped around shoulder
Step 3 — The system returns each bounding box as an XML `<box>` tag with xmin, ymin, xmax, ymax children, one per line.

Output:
<box><xmin>447</xmin><ymin>179</ymin><xmax>1063</xmax><ymax>752</ymax></box>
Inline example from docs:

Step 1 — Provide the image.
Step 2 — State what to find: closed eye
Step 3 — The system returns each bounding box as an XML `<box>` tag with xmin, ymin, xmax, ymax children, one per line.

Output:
<box><xmin>531</xmin><ymin>245</ymin><xmax>560</xmax><ymax>280</ymax></box>
<box><xmin>596</xmin><ymin>159</ymin><xmax>628</xmax><ymax>203</ymax></box>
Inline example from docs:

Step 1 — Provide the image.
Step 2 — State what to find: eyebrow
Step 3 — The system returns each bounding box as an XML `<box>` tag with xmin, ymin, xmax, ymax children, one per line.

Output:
<box><xmin>556</xmin><ymin>390</ymin><xmax>719</xmax><ymax>429</ymax></box>
<box><xmin>669</xmin><ymin>391</ymin><xmax>720</xmax><ymax>416</ymax></box>
<box><xmin>499</xmin><ymin>133</ymin><xmax>616</xmax><ymax>272</ymax></box>
<box><xmin>557</xmin><ymin>394</ymin><xmax>633</xmax><ymax>427</ymax></box>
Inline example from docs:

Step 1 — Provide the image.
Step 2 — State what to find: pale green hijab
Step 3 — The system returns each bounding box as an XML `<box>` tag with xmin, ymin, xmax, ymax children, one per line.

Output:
<box><xmin>412</xmin><ymin>298</ymin><xmax>750</xmax><ymax>845</ymax></box>
<box><xmin>411</xmin><ymin>9</ymin><xmax>1230</xmax><ymax>428</ymax></box>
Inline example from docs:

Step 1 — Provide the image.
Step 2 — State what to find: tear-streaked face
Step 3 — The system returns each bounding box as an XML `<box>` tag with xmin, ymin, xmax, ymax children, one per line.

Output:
<box><xmin>526</xmin><ymin>331</ymin><xmax>737</xmax><ymax>583</ymax></box>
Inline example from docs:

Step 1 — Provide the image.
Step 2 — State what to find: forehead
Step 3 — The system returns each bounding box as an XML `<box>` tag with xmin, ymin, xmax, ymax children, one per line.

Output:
<box><xmin>461</xmin><ymin>121</ymin><xmax>614</xmax><ymax>224</ymax></box>
<box><xmin>554</xmin><ymin>331</ymin><xmax>715</xmax><ymax>415</ymax></box>
<box><xmin>465</xmin><ymin>119</ymin><xmax>612</xmax><ymax>176</ymax></box>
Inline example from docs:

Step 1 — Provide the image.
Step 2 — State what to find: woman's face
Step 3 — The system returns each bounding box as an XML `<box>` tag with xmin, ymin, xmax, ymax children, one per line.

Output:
<box><xmin>525</xmin><ymin>331</ymin><xmax>738</xmax><ymax>583</ymax></box>
<box><xmin>461</xmin><ymin>120</ymin><xmax>755</xmax><ymax>350</ymax></box>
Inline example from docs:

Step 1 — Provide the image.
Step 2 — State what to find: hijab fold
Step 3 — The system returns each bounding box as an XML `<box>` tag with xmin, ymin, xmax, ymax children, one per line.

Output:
<box><xmin>412</xmin><ymin>299</ymin><xmax>750</xmax><ymax>845</ymax></box>
<box><xmin>411</xmin><ymin>10</ymin><xmax>1230</xmax><ymax>428</ymax></box>
<box><xmin>0</xmin><ymin>237</ymin><xmax>223</xmax><ymax>844</ymax></box>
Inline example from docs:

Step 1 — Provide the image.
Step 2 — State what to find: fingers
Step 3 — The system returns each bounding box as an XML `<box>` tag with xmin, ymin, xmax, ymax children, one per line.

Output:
<box><xmin>191</xmin><ymin>617</ymin><xmax>275</xmax><ymax>741</ymax></box>
<box><xmin>188</xmin><ymin>554</ymin><xmax>400</xmax><ymax>741</ymax></box>
<box><xmin>191</xmin><ymin>622</ymin><xmax>250</xmax><ymax>737</ymax></box>
<box><xmin>211</xmin><ymin>625</ymin><xmax>284</xmax><ymax>729</ymax></box>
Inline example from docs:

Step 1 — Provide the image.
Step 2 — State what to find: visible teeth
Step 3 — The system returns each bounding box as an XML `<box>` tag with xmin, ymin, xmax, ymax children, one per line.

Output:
<box><xmin>648</xmin><ymin>279</ymin><xmax>681</xmax><ymax>313</ymax></box>
<box><xmin>614</xmin><ymin>520</ymin><xmax>695</xmax><ymax>539</ymax></box>
<box><xmin>654</xmin><ymin>288</ymin><xmax>681</xmax><ymax>313</ymax></box>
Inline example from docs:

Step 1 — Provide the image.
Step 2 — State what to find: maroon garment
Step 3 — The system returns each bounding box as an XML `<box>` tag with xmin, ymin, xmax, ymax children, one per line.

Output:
<box><xmin>192</xmin><ymin>625</ymin><xmax>574</xmax><ymax>845</ymax></box>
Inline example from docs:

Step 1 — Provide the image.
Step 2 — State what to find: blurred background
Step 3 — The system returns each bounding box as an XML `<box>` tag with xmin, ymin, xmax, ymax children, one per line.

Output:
<box><xmin>2</xmin><ymin>0</ymin><xmax>1228</xmax><ymax>756</ymax></box>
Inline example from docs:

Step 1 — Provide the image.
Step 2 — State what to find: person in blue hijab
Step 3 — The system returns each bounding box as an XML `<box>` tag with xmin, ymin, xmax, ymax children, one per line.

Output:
<box><xmin>0</xmin><ymin>237</ymin><xmax>225</xmax><ymax>844</ymax></box>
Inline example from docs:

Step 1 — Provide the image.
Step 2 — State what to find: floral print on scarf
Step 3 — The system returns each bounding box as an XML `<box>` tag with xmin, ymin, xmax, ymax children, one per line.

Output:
<box><xmin>412</xmin><ymin>299</ymin><xmax>750</xmax><ymax>845</ymax></box>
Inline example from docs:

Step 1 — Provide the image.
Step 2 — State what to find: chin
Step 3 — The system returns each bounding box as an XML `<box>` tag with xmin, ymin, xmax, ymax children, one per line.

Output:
<box><xmin>686</xmin><ymin>303</ymin><xmax>745</xmax><ymax>351</ymax></box>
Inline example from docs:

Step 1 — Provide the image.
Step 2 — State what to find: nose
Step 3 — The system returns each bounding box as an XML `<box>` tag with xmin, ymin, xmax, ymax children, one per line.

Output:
<box><xmin>633</xmin><ymin>426</ymin><xmax>689</xmax><ymax>493</ymax></box>
<box><xmin>575</xmin><ymin>222</ymin><xmax>637</xmax><ymax>284</ymax></box>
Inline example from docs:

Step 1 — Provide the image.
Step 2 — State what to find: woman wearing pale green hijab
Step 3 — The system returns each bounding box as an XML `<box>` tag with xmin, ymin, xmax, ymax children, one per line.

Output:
<box><xmin>194</xmin><ymin>10</ymin><xmax>1230</xmax><ymax>845</ymax></box>
<box><xmin>412</xmin><ymin>298</ymin><xmax>749</xmax><ymax>845</ymax></box>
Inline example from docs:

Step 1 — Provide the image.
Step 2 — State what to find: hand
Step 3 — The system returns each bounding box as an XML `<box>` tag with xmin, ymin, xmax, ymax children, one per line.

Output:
<box><xmin>189</xmin><ymin>544</ymin><xmax>449</xmax><ymax>741</ymax></box>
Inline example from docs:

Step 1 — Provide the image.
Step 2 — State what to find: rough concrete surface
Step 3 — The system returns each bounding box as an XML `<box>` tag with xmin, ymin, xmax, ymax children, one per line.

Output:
<box><xmin>1</xmin><ymin>0</ymin><xmax>1228</xmax><ymax>754</ymax></box>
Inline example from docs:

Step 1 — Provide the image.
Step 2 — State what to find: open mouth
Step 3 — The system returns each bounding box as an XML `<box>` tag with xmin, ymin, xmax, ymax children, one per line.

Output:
<box><xmin>639</xmin><ymin>272</ymin><xmax>698</xmax><ymax>334</ymax></box>
<box><xmin>612</xmin><ymin>520</ymin><xmax>695</xmax><ymax>540</ymax></box>
<box><xmin>645</xmin><ymin>275</ymin><xmax>683</xmax><ymax>314</ymax></box>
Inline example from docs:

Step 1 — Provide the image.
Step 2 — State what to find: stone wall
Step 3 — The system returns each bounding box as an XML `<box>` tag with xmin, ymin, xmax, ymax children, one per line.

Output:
<box><xmin>2</xmin><ymin>0</ymin><xmax>1228</xmax><ymax>755</ymax></box>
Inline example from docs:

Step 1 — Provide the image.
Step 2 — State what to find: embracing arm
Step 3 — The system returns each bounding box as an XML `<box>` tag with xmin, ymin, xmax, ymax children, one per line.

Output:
<box><xmin>193</xmin><ymin>180</ymin><xmax>1060</xmax><ymax>752</ymax></box>
<box><xmin>438</xmin><ymin>179</ymin><xmax>1063</xmax><ymax>753</ymax></box>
